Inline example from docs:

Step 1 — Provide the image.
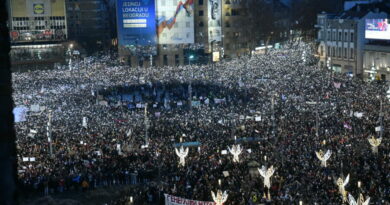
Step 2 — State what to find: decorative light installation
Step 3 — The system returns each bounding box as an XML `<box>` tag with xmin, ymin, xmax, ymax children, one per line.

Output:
<box><xmin>368</xmin><ymin>136</ymin><xmax>382</xmax><ymax>154</ymax></box>
<box><xmin>336</xmin><ymin>174</ymin><xmax>350</xmax><ymax>203</ymax></box>
<box><xmin>315</xmin><ymin>150</ymin><xmax>332</xmax><ymax>167</ymax></box>
<box><xmin>175</xmin><ymin>146</ymin><xmax>189</xmax><ymax>166</ymax></box>
<box><xmin>258</xmin><ymin>165</ymin><xmax>275</xmax><ymax>200</ymax></box>
<box><xmin>211</xmin><ymin>190</ymin><xmax>228</xmax><ymax>205</ymax></box>
<box><xmin>348</xmin><ymin>193</ymin><xmax>370</xmax><ymax>205</ymax></box>
<box><xmin>228</xmin><ymin>144</ymin><xmax>243</xmax><ymax>163</ymax></box>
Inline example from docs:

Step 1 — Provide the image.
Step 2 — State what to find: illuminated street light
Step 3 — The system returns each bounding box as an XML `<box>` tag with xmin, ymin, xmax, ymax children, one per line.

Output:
<box><xmin>211</xmin><ymin>190</ymin><xmax>228</xmax><ymax>205</ymax></box>
<box><xmin>175</xmin><ymin>146</ymin><xmax>189</xmax><ymax>166</ymax></box>
<box><xmin>368</xmin><ymin>136</ymin><xmax>382</xmax><ymax>154</ymax></box>
<box><xmin>336</xmin><ymin>174</ymin><xmax>350</xmax><ymax>203</ymax></box>
<box><xmin>258</xmin><ymin>165</ymin><xmax>275</xmax><ymax>200</ymax></box>
<box><xmin>228</xmin><ymin>144</ymin><xmax>243</xmax><ymax>163</ymax></box>
<box><xmin>348</xmin><ymin>193</ymin><xmax>370</xmax><ymax>205</ymax></box>
<box><xmin>315</xmin><ymin>149</ymin><xmax>332</xmax><ymax>167</ymax></box>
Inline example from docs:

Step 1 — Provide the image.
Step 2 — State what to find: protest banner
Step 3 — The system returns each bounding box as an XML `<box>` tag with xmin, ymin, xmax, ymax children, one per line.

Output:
<box><xmin>165</xmin><ymin>194</ymin><xmax>214</xmax><ymax>205</ymax></box>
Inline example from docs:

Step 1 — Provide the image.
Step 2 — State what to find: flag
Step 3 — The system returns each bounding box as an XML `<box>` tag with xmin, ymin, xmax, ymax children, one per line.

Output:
<box><xmin>82</xmin><ymin>117</ymin><xmax>88</xmax><ymax>128</ymax></box>
<box><xmin>333</xmin><ymin>82</ymin><xmax>341</xmax><ymax>89</ymax></box>
<box><xmin>343</xmin><ymin>122</ymin><xmax>352</xmax><ymax>130</ymax></box>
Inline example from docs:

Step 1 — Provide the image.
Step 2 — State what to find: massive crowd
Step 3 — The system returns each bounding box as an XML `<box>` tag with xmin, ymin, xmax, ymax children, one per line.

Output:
<box><xmin>13</xmin><ymin>42</ymin><xmax>389</xmax><ymax>204</ymax></box>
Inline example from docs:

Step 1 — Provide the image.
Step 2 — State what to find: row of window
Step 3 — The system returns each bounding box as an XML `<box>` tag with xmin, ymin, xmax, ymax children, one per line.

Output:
<box><xmin>13</xmin><ymin>16</ymin><xmax>65</xmax><ymax>21</ymax></box>
<box><xmin>326</xmin><ymin>46</ymin><xmax>354</xmax><ymax>59</ymax></box>
<box><xmin>13</xmin><ymin>26</ymin><xmax>66</xmax><ymax>30</ymax></box>
<box><xmin>325</xmin><ymin>30</ymin><xmax>354</xmax><ymax>42</ymax></box>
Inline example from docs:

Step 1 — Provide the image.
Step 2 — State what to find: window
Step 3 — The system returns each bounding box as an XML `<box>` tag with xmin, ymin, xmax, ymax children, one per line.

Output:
<box><xmin>327</xmin><ymin>31</ymin><xmax>331</xmax><ymax>40</ymax></box>
<box><xmin>163</xmin><ymin>55</ymin><xmax>168</xmax><ymax>66</ymax></box>
<box><xmin>320</xmin><ymin>46</ymin><xmax>324</xmax><ymax>56</ymax></box>
<box><xmin>199</xmin><ymin>0</ymin><xmax>203</xmax><ymax>5</ymax></box>
<box><xmin>225</xmin><ymin>21</ymin><xmax>230</xmax><ymax>27</ymax></box>
<box><xmin>186</xmin><ymin>22</ymin><xmax>190</xmax><ymax>28</ymax></box>
<box><xmin>198</xmin><ymin>10</ymin><xmax>204</xmax><ymax>16</ymax></box>
<box><xmin>175</xmin><ymin>54</ymin><xmax>180</xmax><ymax>66</ymax></box>
<box><xmin>350</xmin><ymin>33</ymin><xmax>354</xmax><ymax>42</ymax></box>
<box><xmin>232</xmin><ymin>9</ymin><xmax>240</xmax><ymax>16</ymax></box>
<box><xmin>174</xmin><ymin>22</ymin><xmax>179</xmax><ymax>28</ymax></box>
<box><xmin>172</xmin><ymin>0</ymin><xmax>177</xmax><ymax>6</ymax></box>
<box><xmin>350</xmin><ymin>48</ymin><xmax>354</xmax><ymax>59</ymax></box>
<box><xmin>332</xmin><ymin>47</ymin><xmax>335</xmax><ymax>57</ymax></box>
<box><xmin>339</xmin><ymin>32</ymin><xmax>342</xmax><ymax>41</ymax></box>
<box><xmin>338</xmin><ymin>47</ymin><xmax>341</xmax><ymax>57</ymax></box>
<box><xmin>199</xmin><ymin>21</ymin><xmax>204</xmax><ymax>27</ymax></box>
<box><xmin>345</xmin><ymin>32</ymin><xmax>348</xmax><ymax>42</ymax></box>
<box><xmin>161</xmin><ymin>0</ymin><xmax>166</xmax><ymax>6</ymax></box>
<box><xmin>344</xmin><ymin>48</ymin><xmax>347</xmax><ymax>58</ymax></box>
<box><xmin>327</xmin><ymin>46</ymin><xmax>330</xmax><ymax>56</ymax></box>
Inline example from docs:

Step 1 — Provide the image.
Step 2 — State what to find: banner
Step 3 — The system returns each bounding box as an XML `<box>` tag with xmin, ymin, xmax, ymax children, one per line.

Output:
<box><xmin>116</xmin><ymin>0</ymin><xmax>157</xmax><ymax>54</ymax></box>
<box><xmin>208</xmin><ymin>0</ymin><xmax>222</xmax><ymax>43</ymax></box>
<box><xmin>13</xmin><ymin>106</ymin><xmax>28</xmax><ymax>123</ymax></box>
<box><xmin>164</xmin><ymin>194</ymin><xmax>214</xmax><ymax>205</ymax></box>
<box><xmin>157</xmin><ymin>0</ymin><xmax>195</xmax><ymax>44</ymax></box>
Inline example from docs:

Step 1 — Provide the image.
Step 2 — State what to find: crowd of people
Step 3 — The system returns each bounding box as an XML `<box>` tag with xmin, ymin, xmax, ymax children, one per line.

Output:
<box><xmin>13</xmin><ymin>42</ymin><xmax>389</xmax><ymax>204</ymax></box>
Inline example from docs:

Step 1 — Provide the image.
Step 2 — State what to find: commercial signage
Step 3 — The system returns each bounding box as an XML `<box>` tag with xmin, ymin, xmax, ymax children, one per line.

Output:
<box><xmin>164</xmin><ymin>194</ymin><xmax>214</xmax><ymax>205</ymax></box>
<box><xmin>116</xmin><ymin>0</ymin><xmax>157</xmax><ymax>54</ymax></box>
<box><xmin>208</xmin><ymin>0</ymin><xmax>222</xmax><ymax>43</ymax></box>
<box><xmin>365</xmin><ymin>19</ymin><xmax>390</xmax><ymax>40</ymax></box>
<box><xmin>33</xmin><ymin>4</ymin><xmax>44</xmax><ymax>14</ymax></box>
<box><xmin>156</xmin><ymin>0</ymin><xmax>195</xmax><ymax>44</ymax></box>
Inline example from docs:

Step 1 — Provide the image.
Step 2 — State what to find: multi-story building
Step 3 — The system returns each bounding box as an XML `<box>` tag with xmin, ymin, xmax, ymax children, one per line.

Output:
<box><xmin>117</xmin><ymin>0</ymin><xmax>291</xmax><ymax>67</ymax></box>
<box><xmin>316</xmin><ymin>2</ymin><xmax>389</xmax><ymax>79</ymax></box>
<box><xmin>7</xmin><ymin>0</ymin><xmax>68</xmax><ymax>70</ymax></box>
<box><xmin>66</xmin><ymin>0</ymin><xmax>113</xmax><ymax>52</ymax></box>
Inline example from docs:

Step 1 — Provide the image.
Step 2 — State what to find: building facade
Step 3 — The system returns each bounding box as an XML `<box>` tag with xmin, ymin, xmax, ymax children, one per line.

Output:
<box><xmin>363</xmin><ymin>44</ymin><xmax>390</xmax><ymax>81</ymax></box>
<box><xmin>8</xmin><ymin>0</ymin><xmax>68</xmax><ymax>43</ymax></box>
<box><xmin>7</xmin><ymin>0</ymin><xmax>68</xmax><ymax>70</ymax></box>
<box><xmin>66</xmin><ymin>0</ymin><xmax>113</xmax><ymax>52</ymax></box>
<box><xmin>316</xmin><ymin>3</ymin><xmax>389</xmax><ymax>80</ymax></box>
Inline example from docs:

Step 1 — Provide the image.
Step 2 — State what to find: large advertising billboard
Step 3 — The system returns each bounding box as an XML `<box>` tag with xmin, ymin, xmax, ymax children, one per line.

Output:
<box><xmin>116</xmin><ymin>0</ymin><xmax>157</xmax><ymax>54</ymax></box>
<box><xmin>208</xmin><ymin>0</ymin><xmax>222</xmax><ymax>43</ymax></box>
<box><xmin>156</xmin><ymin>0</ymin><xmax>195</xmax><ymax>44</ymax></box>
<box><xmin>365</xmin><ymin>19</ymin><xmax>390</xmax><ymax>40</ymax></box>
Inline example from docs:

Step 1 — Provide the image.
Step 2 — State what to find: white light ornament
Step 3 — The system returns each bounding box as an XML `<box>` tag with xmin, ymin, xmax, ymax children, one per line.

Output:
<box><xmin>315</xmin><ymin>150</ymin><xmax>332</xmax><ymax>167</ymax></box>
<box><xmin>348</xmin><ymin>193</ymin><xmax>370</xmax><ymax>205</ymax></box>
<box><xmin>228</xmin><ymin>144</ymin><xmax>243</xmax><ymax>163</ymax></box>
<box><xmin>336</xmin><ymin>174</ymin><xmax>350</xmax><ymax>203</ymax></box>
<box><xmin>368</xmin><ymin>136</ymin><xmax>382</xmax><ymax>154</ymax></box>
<box><xmin>175</xmin><ymin>146</ymin><xmax>189</xmax><ymax>167</ymax></box>
<box><xmin>258</xmin><ymin>165</ymin><xmax>275</xmax><ymax>200</ymax></box>
<box><xmin>211</xmin><ymin>190</ymin><xmax>228</xmax><ymax>205</ymax></box>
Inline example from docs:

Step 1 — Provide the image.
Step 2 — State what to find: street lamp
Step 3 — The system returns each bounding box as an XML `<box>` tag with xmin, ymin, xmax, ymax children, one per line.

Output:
<box><xmin>189</xmin><ymin>54</ymin><xmax>194</xmax><ymax>65</ymax></box>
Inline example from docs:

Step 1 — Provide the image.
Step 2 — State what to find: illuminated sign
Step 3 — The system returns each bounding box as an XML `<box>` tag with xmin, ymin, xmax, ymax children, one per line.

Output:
<box><xmin>208</xmin><ymin>0</ymin><xmax>222</xmax><ymax>43</ymax></box>
<box><xmin>157</xmin><ymin>0</ymin><xmax>194</xmax><ymax>44</ymax></box>
<box><xmin>365</xmin><ymin>19</ymin><xmax>390</xmax><ymax>40</ymax></box>
<box><xmin>116</xmin><ymin>0</ymin><xmax>157</xmax><ymax>54</ymax></box>
<box><xmin>33</xmin><ymin>4</ymin><xmax>44</xmax><ymax>14</ymax></box>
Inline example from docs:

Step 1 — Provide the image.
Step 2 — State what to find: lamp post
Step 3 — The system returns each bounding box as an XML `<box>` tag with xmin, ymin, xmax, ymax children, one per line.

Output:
<box><xmin>47</xmin><ymin>109</ymin><xmax>53</xmax><ymax>157</ymax></box>
<box><xmin>188</xmin><ymin>55</ymin><xmax>194</xmax><ymax>109</ymax></box>
<box><xmin>211</xmin><ymin>179</ymin><xmax>228</xmax><ymax>205</ymax></box>
<box><xmin>144</xmin><ymin>103</ymin><xmax>149</xmax><ymax>146</ymax></box>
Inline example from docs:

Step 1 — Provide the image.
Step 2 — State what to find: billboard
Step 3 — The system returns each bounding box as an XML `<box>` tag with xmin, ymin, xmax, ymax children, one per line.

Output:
<box><xmin>156</xmin><ymin>0</ymin><xmax>195</xmax><ymax>44</ymax></box>
<box><xmin>365</xmin><ymin>19</ymin><xmax>390</xmax><ymax>40</ymax></box>
<box><xmin>208</xmin><ymin>0</ymin><xmax>222</xmax><ymax>43</ymax></box>
<box><xmin>116</xmin><ymin>0</ymin><xmax>157</xmax><ymax>54</ymax></box>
